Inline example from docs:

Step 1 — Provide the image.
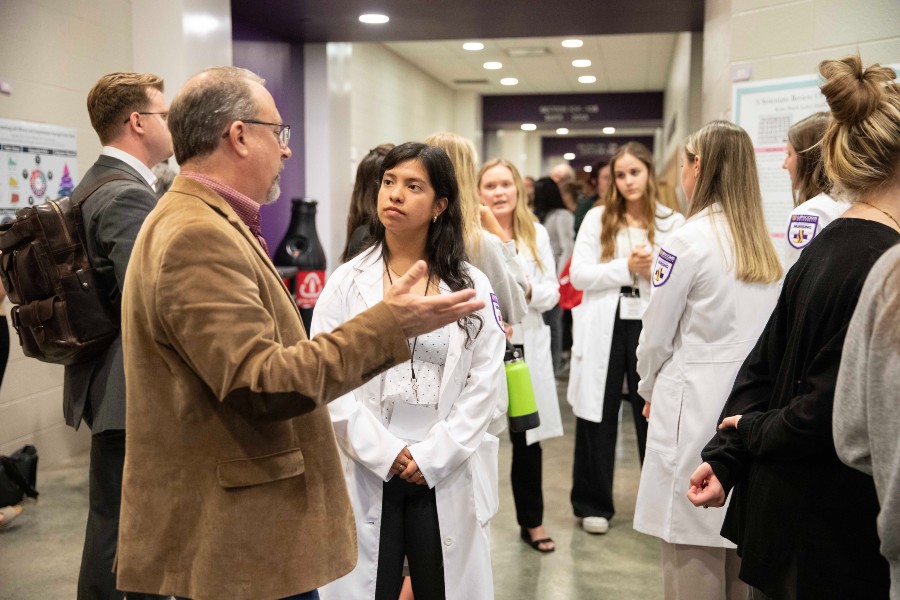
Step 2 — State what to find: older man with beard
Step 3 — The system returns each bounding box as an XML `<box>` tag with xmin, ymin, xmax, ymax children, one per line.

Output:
<box><xmin>115</xmin><ymin>66</ymin><xmax>484</xmax><ymax>600</ymax></box>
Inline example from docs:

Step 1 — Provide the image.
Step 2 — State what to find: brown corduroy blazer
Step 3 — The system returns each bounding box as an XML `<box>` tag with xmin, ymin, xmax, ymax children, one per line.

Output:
<box><xmin>116</xmin><ymin>175</ymin><xmax>409</xmax><ymax>600</ymax></box>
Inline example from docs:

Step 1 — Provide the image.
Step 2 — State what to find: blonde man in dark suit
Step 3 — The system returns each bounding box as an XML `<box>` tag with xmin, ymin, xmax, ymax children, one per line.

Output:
<box><xmin>65</xmin><ymin>72</ymin><xmax>172</xmax><ymax>600</ymax></box>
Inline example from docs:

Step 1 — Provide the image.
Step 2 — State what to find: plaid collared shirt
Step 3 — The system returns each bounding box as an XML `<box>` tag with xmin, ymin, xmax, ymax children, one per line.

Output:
<box><xmin>181</xmin><ymin>171</ymin><xmax>269</xmax><ymax>255</ymax></box>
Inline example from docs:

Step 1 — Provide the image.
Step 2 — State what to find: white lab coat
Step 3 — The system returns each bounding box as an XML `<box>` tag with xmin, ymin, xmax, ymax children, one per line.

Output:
<box><xmin>633</xmin><ymin>205</ymin><xmax>779</xmax><ymax>547</ymax></box>
<box><xmin>509</xmin><ymin>223</ymin><xmax>564</xmax><ymax>445</ymax></box>
<box><xmin>782</xmin><ymin>193</ymin><xmax>850</xmax><ymax>272</ymax></box>
<box><xmin>313</xmin><ymin>247</ymin><xmax>506</xmax><ymax>600</ymax></box>
<box><xmin>567</xmin><ymin>205</ymin><xmax>684</xmax><ymax>423</ymax></box>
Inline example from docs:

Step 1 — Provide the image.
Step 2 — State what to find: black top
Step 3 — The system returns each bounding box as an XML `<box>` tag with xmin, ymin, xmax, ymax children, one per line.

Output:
<box><xmin>702</xmin><ymin>218</ymin><xmax>897</xmax><ymax>599</ymax></box>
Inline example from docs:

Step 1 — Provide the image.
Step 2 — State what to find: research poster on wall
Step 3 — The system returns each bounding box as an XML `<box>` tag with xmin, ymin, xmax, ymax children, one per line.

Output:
<box><xmin>733</xmin><ymin>65</ymin><xmax>899</xmax><ymax>263</ymax></box>
<box><xmin>0</xmin><ymin>118</ymin><xmax>78</xmax><ymax>225</ymax></box>
<box><xmin>732</xmin><ymin>75</ymin><xmax>826</xmax><ymax>261</ymax></box>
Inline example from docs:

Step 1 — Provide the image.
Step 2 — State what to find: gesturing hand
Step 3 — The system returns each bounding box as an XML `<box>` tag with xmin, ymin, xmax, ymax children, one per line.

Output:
<box><xmin>383</xmin><ymin>261</ymin><xmax>485</xmax><ymax>339</ymax></box>
<box><xmin>687</xmin><ymin>462</ymin><xmax>727</xmax><ymax>508</ymax></box>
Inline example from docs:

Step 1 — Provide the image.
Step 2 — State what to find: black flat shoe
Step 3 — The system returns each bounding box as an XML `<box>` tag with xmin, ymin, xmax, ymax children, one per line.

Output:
<box><xmin>520</xmin><ymin>526</ymin><xmax>555</xmax><ymax>553</ymax></box>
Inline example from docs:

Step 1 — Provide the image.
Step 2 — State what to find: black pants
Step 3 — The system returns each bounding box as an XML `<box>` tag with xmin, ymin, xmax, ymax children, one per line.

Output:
<box><xmin>78</xmin><ymin>430</ymin><xmax>163</xmax><ymax>600</ymax></box>
<box><xmin>0</xmin><ymin>315</ymin><xmax>8</xmax><ymax>388</ymax></box>
<box><xmin>375</xmin><ymin>477</ymin><xmax>445</xmax><ymax>600</ymax></box>
<box><xmin>546</xmin><ymin>304</ymin><xmax>563</xmax><ymax>373</ymax></box>
<box><xmin>510</xmin><ymin>429</ymin><xmax>543</xmax><ymax>529</ymax></box>
<box><xmin>570</xmin><ymin>311</ymin><xmax>647</xmax><ymax>519</ymax></box>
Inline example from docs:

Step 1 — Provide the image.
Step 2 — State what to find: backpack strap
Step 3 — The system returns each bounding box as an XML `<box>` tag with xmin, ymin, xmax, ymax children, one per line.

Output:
<box><xmin>69</xmin><ymin>173</ymin><xmax>145</xmax><ymax>255</ymax></box>
<box><xmin>0</xmin><ymin>456</ymin><xmax>39</xmax><ymax>500</ymax></box>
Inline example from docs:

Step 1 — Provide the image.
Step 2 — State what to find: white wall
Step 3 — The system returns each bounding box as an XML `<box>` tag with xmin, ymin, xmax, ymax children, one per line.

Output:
<box><xmin>0</xmin><ymin>0</ymin><xmax>135</xmax><ymax>462</ymax></box>
<box><xmin>662</xmin><ymin>32</ymin><xmax>703</xmax><ymax>164</ymax></box>
<box><xmin>0</xmin><ymin>0</ymin><xmax>233</xmax><ymax>466</ymax></box>
<box><xmin>703</xmin><ymin>0</ymin><xmax>900</xmax><ymax>122</ymax></box>
<box><xmin>310</xmin><ymin>42</ymin><xmax>462</xmax><ymax>267</ymax></box>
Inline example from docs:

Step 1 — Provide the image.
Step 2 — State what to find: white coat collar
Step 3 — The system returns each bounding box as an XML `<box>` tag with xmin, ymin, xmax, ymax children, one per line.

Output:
<box><xmin>351</xmin><ymin>244</ymin><xmax>463</xmax><ymax>415</ymax></box>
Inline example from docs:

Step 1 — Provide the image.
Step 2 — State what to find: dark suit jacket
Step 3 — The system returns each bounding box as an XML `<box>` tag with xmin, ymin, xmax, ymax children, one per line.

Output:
<box><xmin>63</xmin><ymin>154</ymin><xmax>157</xmax><ymax>433</ymax></box>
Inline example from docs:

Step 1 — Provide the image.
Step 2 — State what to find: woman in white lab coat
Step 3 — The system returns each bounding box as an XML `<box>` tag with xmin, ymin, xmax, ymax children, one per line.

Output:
<box><xmin>314</xmin><ymin>143</ymin><xmax>505</xmax><ymax>600</ymax></box>
<box><xmin>567</xmin><ymin>142</ymin><xmax>683</xmax><ymax>535</ymax></box>
<box><xmin>634</xmin><ymin>121</ymin><xmax>782</xmax><ymax>599</ymax></box>
<box><xmin>478</xmin><ymin>158</ymin><xmax>564</xmax><ymax>553</ymax></box>
<box><xmin>781</xmin><ymin>112</ymin><xmax>850</xmax><ymax>271</ymax></box>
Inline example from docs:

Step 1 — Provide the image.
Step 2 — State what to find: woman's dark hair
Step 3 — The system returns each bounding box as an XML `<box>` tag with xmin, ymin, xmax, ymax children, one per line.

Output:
<box><xmin>588</xmin><ymin>159</ymin><xmax>608</xmax><ymax>188</ymax></box>
<box><xmin>341</xmin><ymin>143</ymin><xmax>394</xmax><ymax>262</ymax></box>
<box><xmin>532</xmin><ymin>176</ymin><xmax>567</xmax><ymax>222</ymax></box>
<box><xmin>371</xmin><ymin>142</ymin><xmax>483</xmax><ymax>347</ymax></box>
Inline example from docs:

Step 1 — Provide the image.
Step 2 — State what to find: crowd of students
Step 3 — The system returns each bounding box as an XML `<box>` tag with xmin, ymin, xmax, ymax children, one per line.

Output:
<box><xmin>322</xmin><ymin>54</ymin><xmax>899</xmax><ymax>600</ymax></box>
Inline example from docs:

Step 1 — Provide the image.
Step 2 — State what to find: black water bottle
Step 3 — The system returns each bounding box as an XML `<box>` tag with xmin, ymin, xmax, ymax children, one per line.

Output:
<box><xmin>273</xmin><ymin>198</ymin><xmax>327</xmax><ymax>333</ymax></box>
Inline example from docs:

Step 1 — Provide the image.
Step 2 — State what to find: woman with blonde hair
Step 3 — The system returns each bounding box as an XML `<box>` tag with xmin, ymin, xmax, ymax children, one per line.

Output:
<box><xmin>567</xmin><ymin>141</ymin><xmax>683</xmax><ymax>535</ymax></box>
<box><xmin>690</xmin><ymin>56</ymin><xmax>899</xmax><ymax>599</ymax></box>
<box><xmin>782</xmin><ymin>112</ymin><xmax>849</xmax><ymax>270</ymax></box>
<box><xmin>478</xmin><ymin>158</ymin><xmax>564</xmax><ymax>552</ymax></box>
<box><xmin>426</xmin><ymin>132</ymin><xmax>527</xmax><ymax>328</ymax></box>
<box><xmin>634</xmin><ymin>121</ymin><xmax>782</xmax><ymax>599</ymax></box>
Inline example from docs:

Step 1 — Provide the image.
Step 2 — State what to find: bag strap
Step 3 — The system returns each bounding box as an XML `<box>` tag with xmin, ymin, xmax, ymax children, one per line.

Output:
<box><xmin>69</xmin><ymin>173</ymin><xmax>143</xmax><ymax>257</ymax></box>
<box><xmin>0</xmin><ymin>456</ymin><xmax>39</xmax><ymax>500</ymax></box>
<box><xmin>70</xmin><ymin>173</ymin><xmax>140</xmax><ymax>207</ymax></box>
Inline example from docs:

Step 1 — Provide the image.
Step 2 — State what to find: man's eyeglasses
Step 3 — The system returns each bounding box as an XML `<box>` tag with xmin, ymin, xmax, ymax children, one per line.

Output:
<box><xmin>123</xmin><ymin>112</ymin><xmax>168</xmax><ymax>124</ymax></box>
<box><xmin>223</xmin><ymin>120</ymin><xmax>291</xmax><ymax>148</ymax></box>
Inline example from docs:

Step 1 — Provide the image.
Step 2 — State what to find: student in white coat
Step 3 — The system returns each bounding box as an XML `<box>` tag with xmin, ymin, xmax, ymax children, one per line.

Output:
<box><xmin>782</xmin><ymin>112</ymin><xmax>849</xmax><ymax>271</ymax></box>
<box><xmin>314</xmin><ymin>143</ymin><xmax>505</xmax><ymax>600</ymax></box>
<box><xmin>478</xmin><ymin>158</ymin><xmax>564</xmax><ymax>553</ymax></box>
<box><xmin>567</xmin><ymin>142</ymin><xmax>683</xmax><ymax>535</ymax></box>
<box><xmin>634</xmin><ymin>121</ymin><xmax>783</xmax><ymax>599</ymax></box>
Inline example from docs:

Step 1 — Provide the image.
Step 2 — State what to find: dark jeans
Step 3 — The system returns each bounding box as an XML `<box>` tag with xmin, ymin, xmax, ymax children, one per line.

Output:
<box><xmin>78</xmin><ymin>430</ymin><xmax>164</xmax><ymax>600</ymax></box>
<box><xmin>570</xmin><ymin>311</ymin><xmax>647</xmax><ymax>519</ymax></box>
<box><xmin>510</xmin><ymin>429</ymin><xmax>543</xmax><ymax>529</ymax></box>
<box><xmin>0</xmin><ymin>315</ymin><xmax>8</xmax><ymax>388</ymax></box>
<box><xmin>375</xmin><ymin>477</ymin><xmax>445</xmax><ymax>600</ymax></box>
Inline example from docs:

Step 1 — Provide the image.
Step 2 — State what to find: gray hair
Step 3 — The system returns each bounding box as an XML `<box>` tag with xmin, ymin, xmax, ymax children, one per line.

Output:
<box><xmin>168</xmin><ymin>66</ymin><xmax>266</xmax><ymax>164</ymax></box>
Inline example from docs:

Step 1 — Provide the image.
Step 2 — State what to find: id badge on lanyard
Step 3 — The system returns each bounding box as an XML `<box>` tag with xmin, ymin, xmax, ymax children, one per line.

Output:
<box><xmin>619</xmin><ymin>289</ymin><xmax>645</xmax><ymax>320</ymax></box>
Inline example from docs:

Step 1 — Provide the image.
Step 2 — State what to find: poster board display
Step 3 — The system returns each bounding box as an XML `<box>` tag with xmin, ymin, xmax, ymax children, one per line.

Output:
<box><xmin>732</xmin><ymin>65</ymin><xmax>899</xmax><ymax>264</ymax></box>
<box><xmin>0</xmin><ymin>118</ymin><xmax>78</xmax><ymax>225</ymax></box>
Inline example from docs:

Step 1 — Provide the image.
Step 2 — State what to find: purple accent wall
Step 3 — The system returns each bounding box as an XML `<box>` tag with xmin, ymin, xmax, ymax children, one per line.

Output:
<box><xmin>232</xmin><ymin>23</ymin><xmax>305</xmax><ymax>257</ymax></box>
<box><xmin>541</xmin><ymin>135</ymin><xmax>655</xmax><ymax>170</ymax></box>
<box><xmin>482</xmin><ymin>92</ymin><xmax>664</xmax><ymax>130</ymax></box>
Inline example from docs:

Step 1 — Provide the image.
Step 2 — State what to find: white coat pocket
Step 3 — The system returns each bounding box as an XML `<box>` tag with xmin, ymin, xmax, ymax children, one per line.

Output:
<box><xmin>472</xmin><ymin>433</ymin><xmax>500</xmax><ymax>526</ymax></box>
<box><xmin>645</xmin><ymin>372</ymin><xmax>684</xmax><ymax>459</ymax></box>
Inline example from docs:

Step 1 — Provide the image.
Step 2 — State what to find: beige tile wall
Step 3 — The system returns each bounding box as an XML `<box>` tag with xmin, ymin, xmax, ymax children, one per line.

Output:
<box><xmin>0</xmin><ymin>0</ymin><xmax>134</xmax><ymax>464</ymax></box>
<box><xmin>703</xmin><ymin>0</ymin><xmax>900</xmax><ymax>121</ymax></box>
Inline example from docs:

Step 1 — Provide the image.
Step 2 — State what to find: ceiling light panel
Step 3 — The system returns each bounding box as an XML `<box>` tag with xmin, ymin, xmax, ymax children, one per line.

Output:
<box><xmin>500</xmin><ymin>78</ymin><xmax>519</xmax><ymax>86</ymax></box>
<box><xmin>483</xmin><ymin>61</ymin><xmax>503</xmax><ymax>70</ymax></box>
<box><xmin>521</xmin><ymin>123</ymin><xmax>537</xmax><ymax>131</ymax></box>
<box><xmin>359</xmin><ymin>14</ymin><xmax>389</xmax><ymax>24</ymax></box>
<box><xmin>572</xmin><ymin>59</ymin><xmax>592</xmax><ymax>68</ymax></box>
<box><xmin>561</xmin><ymin>39</ymin><xmax>583</xmax><ymax>48</ymax></box>
<box><xmin>463</xmin><ymin>42</ymin><xmax>484</xmax><ymax>51</ymax></box>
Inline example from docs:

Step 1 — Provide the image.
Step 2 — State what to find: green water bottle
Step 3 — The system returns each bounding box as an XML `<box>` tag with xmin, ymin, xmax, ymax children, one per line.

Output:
<box><xmin>505</xmin><ymin>344</ymin><xmax>541</xmax><ymax>432</ymax></box>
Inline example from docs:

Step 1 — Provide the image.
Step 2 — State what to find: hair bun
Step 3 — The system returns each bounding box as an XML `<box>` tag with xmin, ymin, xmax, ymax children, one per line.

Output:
<box><xmin>819</xmin><ymin>56</ymin><xmax>895</xmax><ymax>126</ymax></box>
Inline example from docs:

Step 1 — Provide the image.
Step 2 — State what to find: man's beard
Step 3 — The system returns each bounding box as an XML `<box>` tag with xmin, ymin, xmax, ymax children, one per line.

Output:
<box><xmin>264</xmin><ymin>173</ymin><xmax>281</xmax><ymax>205</ymax></box>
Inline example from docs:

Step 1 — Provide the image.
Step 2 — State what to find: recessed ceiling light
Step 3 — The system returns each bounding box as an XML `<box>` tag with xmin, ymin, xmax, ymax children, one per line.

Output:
<box><xmin>483</xmin><ymin>61</ymin><xmax>503</xmax><ymax>70</ymax></box>
<box><xmin>556</xmin><ymin>128</ymin><xmax>569</xmax><ymax>135</ymax></box>
<box><xmin>562</xmin><ymin>39</ymin><xmax>584</xmax><ymax>48</ymax></box>
<box><xmin>500</xmin><ymin>77</ymin><xmax>519</xmax><ymax>86</ymax></box>
<box><xmin>572</xmin><ymin>59</ymin><xmax>592</xmax><ymax>68</ymax></box>
<box><xmin>578</xmin><ymin>75</ymin><xmax>597</xmax><ymax>84</ymax></box>
<box><xmin>584</xmin><ymin>165</ymin><xmax>593</xmax><ymax>172</ymax></box>
<box><xmin>359</xmin><ymin>14</ymin><xmax>389</xmax><ymax>24</ymax></box>
<box><xmin>603</xmin><ymin>126</ymin><xmax>616</xmax><ymax>134</ymax></box>
<box><xmin>463</xmin><ymin>42</ymin><xmax>484</xmax><ymax>51</ymax></box>
<box><xmin>521</xmin><ymin>123</ymin><xmax>537</xmax><ymax>131</ymax></box>
<box><xmin>564</xmin><ymin>152</ymin><xmax>576</xmax><ymax>160</ymax></box>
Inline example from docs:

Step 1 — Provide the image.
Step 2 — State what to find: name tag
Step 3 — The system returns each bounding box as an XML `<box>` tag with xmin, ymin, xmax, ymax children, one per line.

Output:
<box><xmin>619</xmin><ymin>295</ymin><xmax>645</xmax><ymax>320</ymax></box>
<box><xmin>388</xmin><ymin>401</ymin><xmax>438</xmax><ymax>443</ymax></box>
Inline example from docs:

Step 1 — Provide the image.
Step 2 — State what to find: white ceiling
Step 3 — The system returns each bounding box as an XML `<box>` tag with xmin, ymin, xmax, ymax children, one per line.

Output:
<box><xmin>384</xmin><ymin>33</ymin><xmax>680</xmax><ymax>95</ymax></box>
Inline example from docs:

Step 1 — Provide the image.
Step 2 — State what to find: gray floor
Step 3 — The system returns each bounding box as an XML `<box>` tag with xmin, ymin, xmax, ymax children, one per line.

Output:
<box><xmin>0</xmin><ymin>380</ymin><xmax>662</xmax><ymax>600</ymax></box>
